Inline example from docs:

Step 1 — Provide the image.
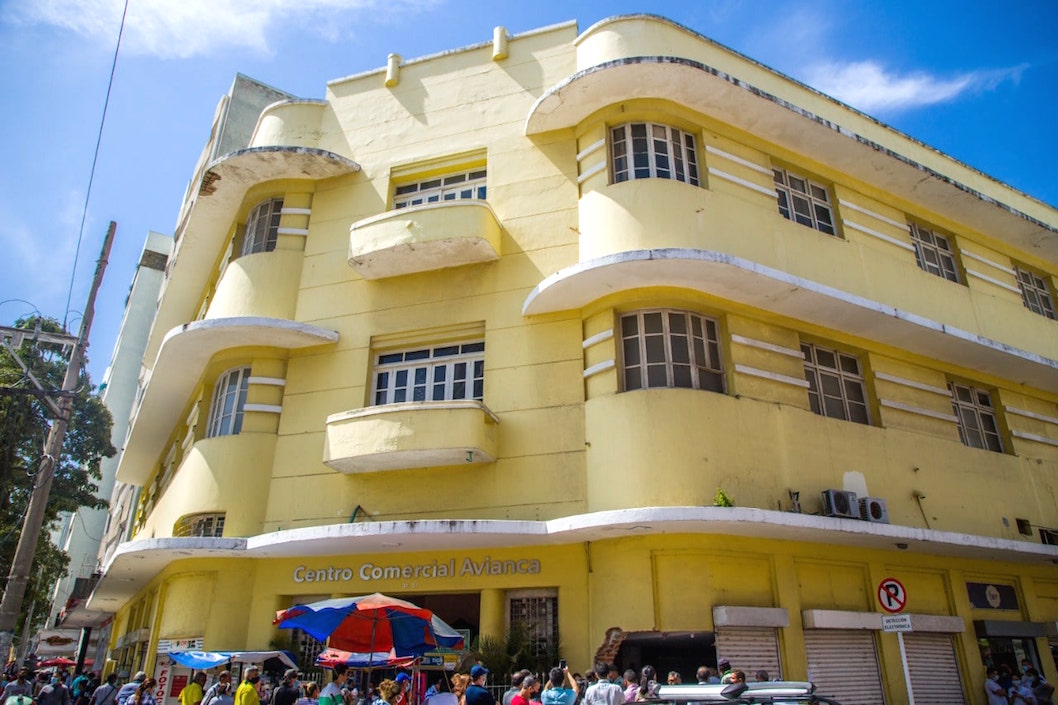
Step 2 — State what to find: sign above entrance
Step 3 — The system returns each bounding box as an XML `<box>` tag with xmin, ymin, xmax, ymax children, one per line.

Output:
<box><xmin>881</xmin><ymin>614</ymin><xmax>912</xmax><ymax>632</ymax></box>
<box><xmin>292</xmin><ymin>556</ymin><xmax>542</xmax><ymax>584</ymax></box>
<box><xmin>877</xmin><ymin>577</ymin><xmax>907</xmax><ymax>613</ymax></box>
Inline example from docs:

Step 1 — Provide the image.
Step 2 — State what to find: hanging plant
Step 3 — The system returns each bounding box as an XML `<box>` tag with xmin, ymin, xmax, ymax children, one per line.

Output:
<box><xmin>713</xmin><ymin>487</ymin><xmax>734</xmax><ymax>507</ymax></box>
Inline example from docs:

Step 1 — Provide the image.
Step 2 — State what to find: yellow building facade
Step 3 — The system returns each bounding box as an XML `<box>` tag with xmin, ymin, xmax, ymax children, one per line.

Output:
<box><xmin>91</xmin><ymin>15</ymin><xmax>1058</xmax><ymax>705</ymax></box>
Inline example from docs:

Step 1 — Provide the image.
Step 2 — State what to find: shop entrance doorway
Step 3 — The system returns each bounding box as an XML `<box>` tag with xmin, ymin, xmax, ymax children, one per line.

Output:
<box><xmin>616</xmin><ymin>631</ymin><xmax>715</xmax><ymax>683</ymax></box>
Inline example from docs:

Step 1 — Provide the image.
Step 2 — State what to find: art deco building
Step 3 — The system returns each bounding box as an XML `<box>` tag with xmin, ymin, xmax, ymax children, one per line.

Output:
<box><xmin>89</xmin><ymin>16</ymin><xmax>1058</xmax><ymax>705</ymax></box>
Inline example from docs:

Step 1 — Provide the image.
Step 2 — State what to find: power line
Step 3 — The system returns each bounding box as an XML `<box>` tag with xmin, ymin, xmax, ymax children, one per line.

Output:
<box><xmin>63</xmin><ymin>0</ymin><xmax>130</xmax><ymax>330</ymax></box>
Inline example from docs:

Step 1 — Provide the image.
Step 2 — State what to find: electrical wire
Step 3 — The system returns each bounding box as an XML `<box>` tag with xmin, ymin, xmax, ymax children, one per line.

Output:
<box><xmin>62</xmin><ymin>0</ymin><xmax>130</xmax><ymax>330</ymax></box>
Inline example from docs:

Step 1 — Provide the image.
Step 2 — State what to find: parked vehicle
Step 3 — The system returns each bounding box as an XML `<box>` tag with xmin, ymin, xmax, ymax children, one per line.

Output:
<box><xmin>655</xmin><ymin>682</ymin><xmax>843</xmax><ymax>704</ymax></box>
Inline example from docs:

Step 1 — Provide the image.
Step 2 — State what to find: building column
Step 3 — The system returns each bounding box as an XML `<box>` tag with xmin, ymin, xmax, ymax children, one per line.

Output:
<box><xmin>479</xmin><ymin>589</ymin><xmax>505</xmax><ymax>642</ymax></box>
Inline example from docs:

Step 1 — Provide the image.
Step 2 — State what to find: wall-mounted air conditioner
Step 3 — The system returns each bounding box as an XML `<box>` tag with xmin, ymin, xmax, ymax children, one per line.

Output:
<box><xmin>821</xmin><ymin>489</ymin><xmax>858</xmax><ymax>518</ymax></box>
<box><xmin>859</xmin><ymin>497</ymin><xmax>889</xmax><ymax>524</ymax></box>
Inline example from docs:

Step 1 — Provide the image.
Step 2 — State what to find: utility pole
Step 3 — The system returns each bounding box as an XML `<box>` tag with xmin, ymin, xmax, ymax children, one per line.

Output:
<box><xmin>0</xmin><ymin>221</ymin><xmax>116</xmax><ymax>662</ymax></box>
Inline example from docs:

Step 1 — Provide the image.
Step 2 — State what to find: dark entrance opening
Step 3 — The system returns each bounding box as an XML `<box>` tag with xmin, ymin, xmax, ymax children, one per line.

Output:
<box><xmin>616</xmin><ymin>631</ymin><xmax>716</xmax><ymax>683</ymax></box>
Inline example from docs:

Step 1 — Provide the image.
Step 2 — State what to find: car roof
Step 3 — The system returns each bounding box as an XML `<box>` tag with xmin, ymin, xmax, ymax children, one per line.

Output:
<box><xmin>654</xmin><ymin>682</ymin><xmax>843</xmax><ymax>704</ymax></box>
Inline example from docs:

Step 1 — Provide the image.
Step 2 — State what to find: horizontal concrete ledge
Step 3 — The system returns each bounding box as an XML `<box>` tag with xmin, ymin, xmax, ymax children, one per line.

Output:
<box><xmin>713</xmin><ymin>605</ymin><xmax>789</xmax><ymax>628</ymax></box>
<box><xmin>802</xmin><ymin>609</ymin><xmax>964</xmax><ymax>633</ymax></box>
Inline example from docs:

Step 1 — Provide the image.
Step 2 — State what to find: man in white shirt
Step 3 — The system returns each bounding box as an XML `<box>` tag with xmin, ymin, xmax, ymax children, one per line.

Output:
<box><xmin>582</xmin><ymin>664</ymin><xmax>623</xmax><ymax>705</ymax></box>
<box><xmin>985</xmin><ymin>668</ymin><xmax>1009</xmax><ymax>705</ymax></box>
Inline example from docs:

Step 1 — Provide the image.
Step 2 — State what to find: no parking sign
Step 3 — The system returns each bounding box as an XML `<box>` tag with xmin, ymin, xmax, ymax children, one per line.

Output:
<box><xmin>877</xmin><ymin>577</ymin><xmax>907</xmax><ymax>613</ymax></box>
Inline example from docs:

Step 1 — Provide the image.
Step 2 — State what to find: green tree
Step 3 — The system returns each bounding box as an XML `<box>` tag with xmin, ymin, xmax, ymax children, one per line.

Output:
<box><xmin>0</xmin><ymin>316</ymin><xmax>115</xmax><ymax>641</ymax></box>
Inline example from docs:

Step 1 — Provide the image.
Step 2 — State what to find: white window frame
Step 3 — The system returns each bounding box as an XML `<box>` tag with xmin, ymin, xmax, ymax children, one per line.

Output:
<box><xmin>173</xmin><ymin>512</ymin><xmax>226</xmax><ymax>538</ymax></box>
<box><xmin>372</xmin><ymin>341</ymin><xmax>485</xmax><ymax>405</ymax></box>
<box><xmin>773</xmin><ymin>167</ymin><xmax>836</xmax><ymax>236</ymax></box>
<box><xmin>394</xmin><ymin>168</ymin><xmax>486</xmax><ymax>209</ymax></box>
<box><xmin>610</xmin><ymin>122</ymin><xmax>700</xmax><ymax>186</ymax></box>
<box><xmin>206</xmin><ymin>366</ymin><xmax>250</xmax><ymax>438</ymax></box>
<box><xmin>1015</xmin><ymin>265</ymin><xmax>1056</xmax><ymax>320</ymax></box>
<box><xmin>620</xmin><ymin>309</ymin><xmax>725</xmax><ymax>393</ymax></box>
<box><xmin>949</xmin><ymin>381</ymin><xmax>1003</xmax><ymax>452</ymax></box>
<box><xmin>801</xmin><ymin>343</ymin><xmax>870</xmax><ymax>424</ymax></box>
<box><xmin>241</xmin><ymin>198</ymin><xmax>284</xmax><ymax>256</ymax></box>
<box><xmin>909</xmin><ymin>223</ymin><xmax>960</xmax><ymax>283</ymax></box>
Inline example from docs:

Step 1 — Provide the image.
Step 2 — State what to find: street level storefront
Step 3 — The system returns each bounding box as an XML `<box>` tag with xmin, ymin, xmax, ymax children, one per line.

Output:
<box><xmin>89</xmin><ymin>510</ymin><xmax>1058</xmax><ymax>704</ymax></box>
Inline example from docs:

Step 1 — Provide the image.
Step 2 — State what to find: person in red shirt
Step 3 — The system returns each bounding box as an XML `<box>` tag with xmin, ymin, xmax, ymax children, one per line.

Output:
<box><xmin>509</xmin><ymin>676</ymin><xmax>536</xmax><ymax>705</ymax></box>
<box><xmin>394</xmin><ymin>674</ymin><xmax>412</xmax><ymax>705</ymax></box>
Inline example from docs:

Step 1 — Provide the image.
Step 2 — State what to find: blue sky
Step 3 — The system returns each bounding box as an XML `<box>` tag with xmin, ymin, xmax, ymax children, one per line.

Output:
<box><xmin>1</xmin><ymin>0</ymin><xmax>1056</xmax><ymax>384</ymax></box>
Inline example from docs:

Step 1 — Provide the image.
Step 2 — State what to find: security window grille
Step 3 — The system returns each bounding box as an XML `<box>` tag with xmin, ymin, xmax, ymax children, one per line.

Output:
<box><xmin>294</xmin><ymin>628</ymin><xmax>326</xmax><ymax>676</ymax></box>
<box><xmin>611</xmin><ymin>123</ymin><xmax>700</xmax><ymax>186</ymax></box>
<box><xmin>801</xmin><ymin>343</ymin><xmax>869</xmax><ymax>424</ymax></box>
<box><xmin>949</xmin><ymin>382</ymin><xmax>1003</xmax><ymax>452</ymax></box>
<box><xmin>206</xmin><ymin>367</ymin><xmax>250</xmax><ymax>438</ymax></box>
<box><xmin>394</xmin><ymin>169</ymin><xmax>486</xmax><ymax>209</ymax></box>
<box><xmin>909</xmin><ymin>223</ymin><xmax>960</xmax><ymax>283</ymax></box>
<box><xmin>621</xmin><ymin>310</ymin><xmax>724</xmax><ymax>393</ymax></box>
<box><xmin>773</xmin><ymin>168</ymin><xmax>836</xmax><ymax>236</ymax></box>
<box><xmin>373</xmin><ymin>341</ymin><xmax>484</xmax><ymax>405</ymax></box>
<box><xmin>509</xmin><ymin>593</ymin><xmax>558</xmax><ymax>658</ymax></box>
<box><xmin>173</xmin><ymin>513</ymin><xmax>225</xmax><ymax>538</ymax></box>
<box><xmin>241</xmin><ymin>198</ymin><xmax>284</xmax><ymax>255</ymax></box>
<box><xmin>1015</xmin><ymin>266</ymin><xmax>1056</xmax><ymax>320</ymax></box>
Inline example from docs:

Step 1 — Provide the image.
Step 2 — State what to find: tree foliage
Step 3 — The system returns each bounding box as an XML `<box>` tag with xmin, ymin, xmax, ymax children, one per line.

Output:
<box><xmin>0</xmin><ymin>316</ymin><xmax>115</xmax><ymax>638</ymax></box>
<box><xmin>471</xmin><ymin>622</ymin><xmax>562</xmax><ymax>680</ymax></box>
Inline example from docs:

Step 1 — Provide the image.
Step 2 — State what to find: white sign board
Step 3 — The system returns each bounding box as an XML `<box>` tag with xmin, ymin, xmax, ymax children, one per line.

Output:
<box><xmin>882</xmin><ymin>614</ymin><xmax>913</xmax><ymax>632</ymax></box>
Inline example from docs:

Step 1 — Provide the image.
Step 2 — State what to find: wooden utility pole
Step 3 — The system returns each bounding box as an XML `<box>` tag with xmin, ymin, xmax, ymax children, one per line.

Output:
<box><xmin>0</xmin><ymin>221</ymin><xmax>116</xmax><ymax>662</ymax></box>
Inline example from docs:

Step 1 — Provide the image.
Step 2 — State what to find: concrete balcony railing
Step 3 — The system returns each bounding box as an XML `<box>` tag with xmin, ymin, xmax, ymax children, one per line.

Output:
<box><xmin>323</xmin><ymin>400</ymin><xmax>499</xmax><ymax>473</ymax></box>
<box><xmin>205</xmin><ymin>250</ymin><xmax>303</xmax><ymax>321</ymax></box>
<box><xmin>348</xmin><ymin>200</ymin><xmax>501</xmax><ymax>279</ymax></box>
<box><xmin>250</xmin><ymin>100</ymin><xmax>327</xmax><ymax>150</ymax></box>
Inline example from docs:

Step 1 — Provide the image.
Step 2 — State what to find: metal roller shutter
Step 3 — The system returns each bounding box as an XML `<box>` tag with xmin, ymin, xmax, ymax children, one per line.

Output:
<box><xmin>804</xmin><ymin>629</ymin><xmax>885</xmax><ymax>705</ymax></box>
<box><xmin>715</xmin><ymin>627</ymin><xmax>782</xmax><ymax>679</ymax></box>
<box><xmin>904</xmin><ymin>632</ymin><xmax>965</xmax><ymax>704</ymax></box>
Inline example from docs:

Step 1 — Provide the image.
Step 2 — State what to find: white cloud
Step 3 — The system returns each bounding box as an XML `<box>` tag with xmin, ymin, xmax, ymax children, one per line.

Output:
<box><xmin>3</xmin><ymin>0</ymin><xmax>439</xmax><ymax>59</ymax></box>
<box><xmin>805</xmin><ymin>60</ymin><xmax>1027</xmax><ymax>114</ymax></box>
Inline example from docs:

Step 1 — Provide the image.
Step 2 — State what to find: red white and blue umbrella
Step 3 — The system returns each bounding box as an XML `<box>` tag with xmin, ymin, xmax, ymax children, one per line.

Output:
<box><xmin>274</xmin><ymin>592</ymin><xmax>465</xmax><ymax>658</ymax></box>
<box><xmin>315</xmin><ymin>647</ymin><xmax>417</xmax><ymax>670</ymax></box>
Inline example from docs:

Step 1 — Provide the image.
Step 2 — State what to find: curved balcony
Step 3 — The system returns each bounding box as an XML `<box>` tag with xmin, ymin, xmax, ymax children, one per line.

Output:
<box><xmin>117</xmin><ymin>317</ymin><xmax>339</xmax><ymax>485</ymax></box>
<box><xmin>522</xmin><ymin>249</ymin><xmax>1058</xmax><ymax>394</ymax></box>
<box><xmin>206</xmin><ymin>250</ymin><xmax>303</xmax><ymax>320</ymax></box>
<box><xmin>584</xmin><ymin>388</ymin><xmax>1030</xmax><ymax>539</ymax></box>
<box><xmin>525</xmin><ymin>14</ymin><xmax>1054</xmax><ymax>268</ymax></box>
<box><xmin>251</xmin><ymin>100</ymin><xmax>327</xmax><ymax>150</ymax></box>
<box><xmin>349</xmin><ymin>201</ymin><xmax>501</xmax><ymax>279</ymax></box>
<box><xmin>138</xmin><ymin>433</ymin><xmax>277</xmax><ymax>539</ymax></box>
<box><xmin>151</xmin><ymin>146</ymin><xmax>359</xmax><ymax>366</ymax></box>
<box><xmin>323</xmin><ymin>400</ymin><xmax>499</xmax><ymax>473</ymax></box>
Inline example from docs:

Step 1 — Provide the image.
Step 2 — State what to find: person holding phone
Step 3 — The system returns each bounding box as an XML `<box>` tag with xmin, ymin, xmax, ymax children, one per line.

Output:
<box><xmin>541</xmin><ymin>667</ymin><xmax>578</xmax><ymax>705</ymax></box>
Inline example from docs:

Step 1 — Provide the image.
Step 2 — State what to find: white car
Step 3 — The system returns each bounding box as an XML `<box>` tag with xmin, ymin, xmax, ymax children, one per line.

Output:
<box><xmin>654</xmin><ymin>682</ymin><xmax>843</xmax><ymax>705</ymax></box>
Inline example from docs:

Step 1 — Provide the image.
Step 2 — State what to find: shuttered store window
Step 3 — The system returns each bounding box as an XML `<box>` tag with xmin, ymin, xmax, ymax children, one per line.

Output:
<box><xmin>804</xmin><ymin>630</ymin><xmax>884</xmax><ymax>705</ymax></box>
<box><xmin>905</xmin><ymin>633</ymin><xmax>965</xmax><ymax>704</ymax></box>
<box><xmin>715</xmin><ymin>627</ymin><xmax>782</xmax><ymax>679</ymax></box>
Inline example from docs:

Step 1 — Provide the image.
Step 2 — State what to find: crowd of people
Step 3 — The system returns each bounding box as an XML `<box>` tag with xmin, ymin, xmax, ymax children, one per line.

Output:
<box><xmin>985</xmin><ymin>661</ymin><xmax>1054</xmax><ymax>705</ymax></box>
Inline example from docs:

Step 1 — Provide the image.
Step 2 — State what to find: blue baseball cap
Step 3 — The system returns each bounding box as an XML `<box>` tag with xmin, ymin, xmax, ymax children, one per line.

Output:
<box><xmin>396</xmin><ymin>673</ymin><xmax>411</xmax><ymax>683</ymax></box>
<box><xmin>470</xmin><ymin>665</ymin><xmax>488</xmax><ymax>679</ymax></box>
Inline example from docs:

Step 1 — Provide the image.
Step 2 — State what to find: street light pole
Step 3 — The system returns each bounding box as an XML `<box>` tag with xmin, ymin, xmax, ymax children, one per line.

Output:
<box><xmin>0</xmin><ymin>221</ymin><xmax>116</xmax><ymax>662</ymax></box>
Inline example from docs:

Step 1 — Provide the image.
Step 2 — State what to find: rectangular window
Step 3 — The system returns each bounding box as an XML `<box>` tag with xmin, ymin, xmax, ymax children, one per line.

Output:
<box><xmin>909</xmin><ymin>223</ymin><xmax>960</xmax><ymax>282</ymax></box>
<box><xmin>373</xmin><ymin>341</ymin><xmax>484</xmax><ymax>405</ymax></box>
<box><xmin>1015</xmin><ymin>265</ymin><xmax>1056</xmax><ymax>319</ymax></box>
<box><xmin>801</xmin><ymin>343</ymin><xmax>870</xmax><ymax>424</ymax></box>
<box><xmin>949</xmin><ymin>381</ymin><xmax>1003</xmax><ymax>452</ymax></box>
<box><xmin>773</xmin><ymin>167</ymin><xmax>836</xmax><ymax>236</ymax></box>
<box><xmin>241</xmin><ymin>198</ymin><xmax>284</xmax><ymax>256</ymax></box>
<box><xmin>620</xmin><ymin>310</ymin><xmax>724</xmax><ymax>393</ymax></box>
<box><xmin>611</xmin><ymin>122</ymin><xmax>700</xmax><ymax>186</ymax></box>
<box><xmin>508</xmin><ymin>590</ymin><xmax>558</xmax><ymax>658</ymax></box>
<box><xmin>394</xmin><ymin>168</ymin><xmax>486</xmax><ymax>209</ymax></box>
<box><xmin>173</xmin><ymin>512</ymin><xmax>225</xmax><ymax>538</ymax></box>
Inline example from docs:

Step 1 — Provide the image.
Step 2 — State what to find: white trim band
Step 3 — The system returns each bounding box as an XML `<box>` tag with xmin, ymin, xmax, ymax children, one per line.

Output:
<box><xmin>873</xmin><ymin>371</ymin><xmax>951</xmax><ymax>397</ymax></box>
<box><xmin>707</xmin><ymin>168</ymin><xmax>776</xmax><ymax>197</ymax></box>
<box><xmin>962</xmin><ymin>249</ymin><xmax>1014</xmax><ymax>275</ymax></box>
<box><xmin>734</xmin><ymin>364</ymin><xmax>810</xmax><ymax>388</ymax></box>
<box><xmin>1012</xmin><ymin>429</ymin><xmax>1058</xmax><ymax>448</ymax></box>
<box><xmin>582</xmin><ymin>329</ymin><xmax>614</xmax><ymax>349</ymax></box>
<box><xmin>576</xmin><ymin>138</ymin><xmax>606</xmax><ymax>162</ymax></box>
<box><xmin>966</xmin><ymin>268</ymin><xmax>1022</xmax><ymax>294</ymax></box>
<box><xmin>837</xmin><ymin>199</ymin><xmax>907</xmax><ymax>230</ymax></box>
<box><xmin>730</xmin><ymin>334</ymin><xmax>804</xmax><ymax>359</ymax></box>
<box><xmin>280</xmin><ymin>207</ymin><xmax>313</xmax><ymax>216</ymax></box>
<box><xmin>880</xmin><ymin>398</ymin><xmax>958</xmax><ymax>423</ymax></box>
<box><xmin>704</xmin><ymin>145</ymin><xmax>772</xmax><ymax>175</ymax></box>
<box><xmin>1005</xmin><ymin>406</ymin><xmax>1058</xmax><ymax>426</ymax></box>
<box><xmin>583</xmin><ymin>359</ymin><xmax>615</xmax><ymax>379</ymax></box>
<box><xmin>243</xmin><ymin>403</ymin><xmax>283</xmax><ymax>414</ymax></box>
<box><xmin>248</xmin><ymin>376</ymin><xmax>286</xmax><ymax>387</ymax></box>
<box><xmin>277</xmin><ymin>227</ymin><xmax>309</xmax><ymax>237</ymax></box>
<box><xmin>577</xmin><ymin>161</ymin><xmax>607</xmax><ymax>184</ymax></box>
<box><xmin>844</xmin><ymin>220</ymin><xmax>915</xmax><ymax>252</ymax></box>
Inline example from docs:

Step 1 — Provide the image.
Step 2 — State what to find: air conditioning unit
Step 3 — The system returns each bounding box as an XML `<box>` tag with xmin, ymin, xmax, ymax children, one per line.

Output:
<box><xmin>859</xmin><ymin>497</ymin><xmax>890</xmax><ymax>524</ymax></box>
<box><xmin>821</xmin><ymin>489</ymin><xmax>858</xmax><ymax>518</ymax></box>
